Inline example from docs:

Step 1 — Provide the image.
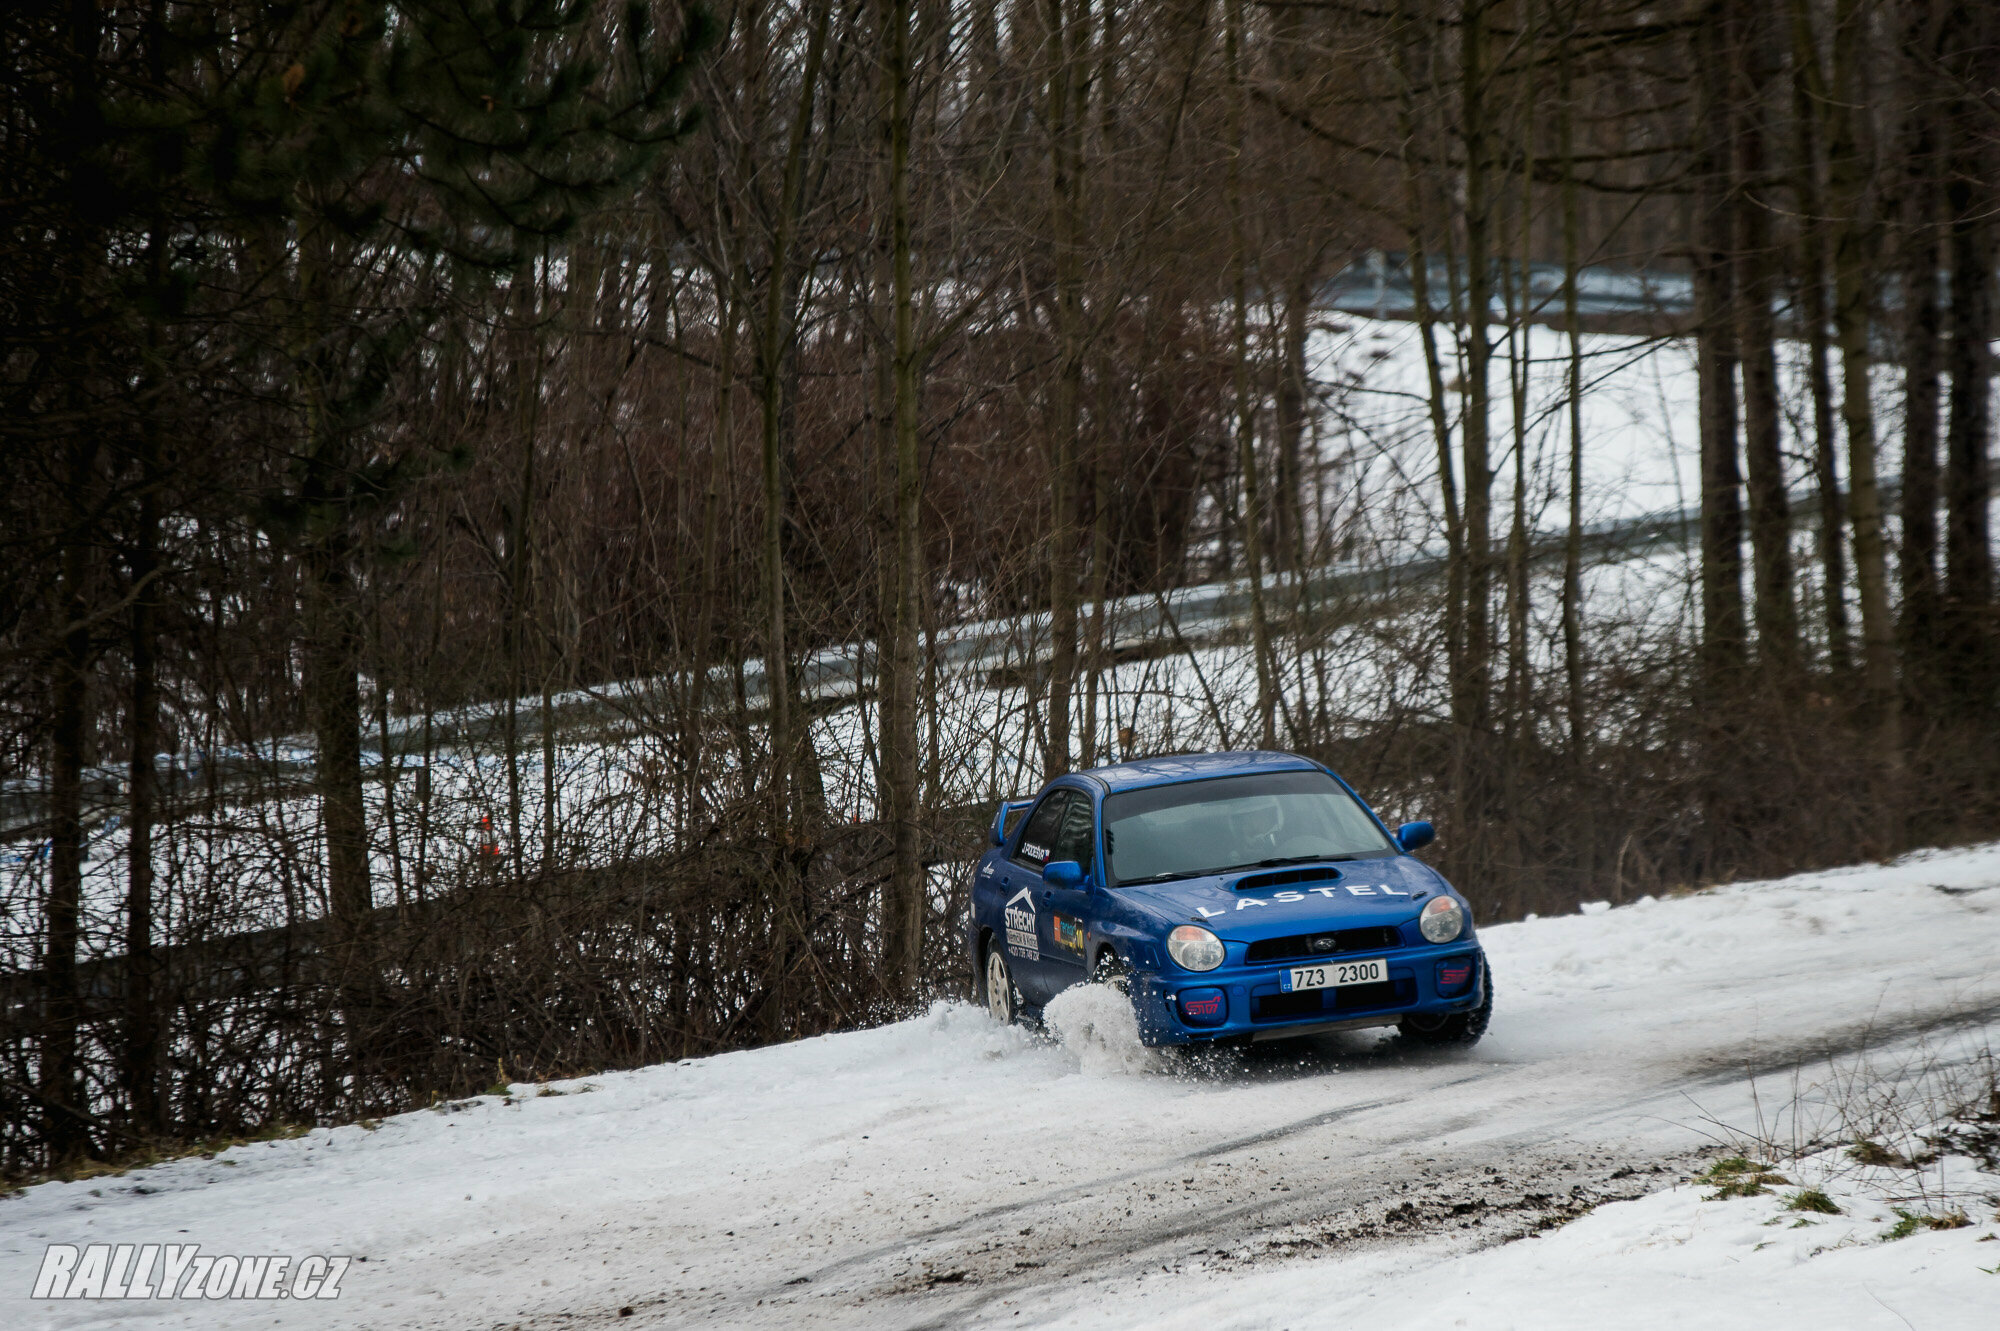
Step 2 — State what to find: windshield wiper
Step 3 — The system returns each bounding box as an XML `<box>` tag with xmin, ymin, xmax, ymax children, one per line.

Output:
<box><xmin>1118</xmin><ymin>859</ymin><xmax>1305</xmax><ymax>884</ymax></box>
<box><xmin>1206</xmin><ymin>854</ymin><xmax>1359</xmax><ymax>873</ymax></box>
<box><xmin>1112</xmin><ymin>871</ymin><xmax>1201</xmax><ymax>886</ymax></box>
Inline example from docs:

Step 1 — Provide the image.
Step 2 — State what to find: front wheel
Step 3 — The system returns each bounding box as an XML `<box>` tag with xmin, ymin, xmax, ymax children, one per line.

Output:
<box><xmin>1092</xmin><ymin>948</ymin><xmax>1129</xmax><ymax>994</ymax></box>
<box><xmin>984</xmin><ymin>945</ymin><xmax>1022</xmax><ymax>1025</ymax></box>
<box><xmin>1397</xmin><ymin>964</ymin><xmax>1493</xmax><ymax>1046</ymax></box>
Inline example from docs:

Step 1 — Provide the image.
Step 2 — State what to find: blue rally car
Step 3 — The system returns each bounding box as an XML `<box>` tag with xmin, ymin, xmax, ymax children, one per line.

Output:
<box><xmin>967</xmin><ymin>751</ymin><xmax>1490</xmax><ymax>1047</ymax></box>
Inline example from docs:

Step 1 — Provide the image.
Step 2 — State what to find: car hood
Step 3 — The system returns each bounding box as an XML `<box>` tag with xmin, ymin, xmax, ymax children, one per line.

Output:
<box><xmin>1115</xmin><ymin>855</ymin><xmax>1452</xmax><ymax>941</ymax></box>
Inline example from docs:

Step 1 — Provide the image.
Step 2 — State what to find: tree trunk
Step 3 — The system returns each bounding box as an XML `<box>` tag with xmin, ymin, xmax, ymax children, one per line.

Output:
<box><xmin>1558</xmin><ymin>15</ymin><xmax>1587</xmax><ymax>764</ymax></box>
<box><xmin>1392</xmin><ymin>6</ymin><xmax>1465</xmax><ymax>722</ymax></box>
<box><xmin>304</xmin><ymin>541</ymin><xmax>373</xmax><ymax>929</ymax></box>
<box><xmin>1943</xmin><ymin>115</ymin><xmax>1994</xmax><ymax>687</ymax></box>
<box><xmin>1227</xmin><ymin>0</ymin><xmax>1278</xmax><ymax>750</ymax></box>
<box><xmin>1457</xmin><ymin>0</ymin><xmax>1495</xmax><ymax>742</ymax></box>
<box><xmin>757</xmin><ymin>0</ymin><xmax>832</xmax><ymax>833</ymax></box>
<box><xmin>1559</xmin><ymin>17</ymin><xmax>1591</xmax><ymax>886</ymax></box>
<box><xmin>1504</xmin><ymin>16</ymin><xmax>1537</xmax><ymax>742</ymax></box>
<box><xmin>881</xmin><ymin>0</ymin><xmax>926</xmax><ymax>996</ymax></box>
<box><xmin>1790</xmin><ymin>0</ymin><xmax>1848</xmax><ymax>675</ymax></box>
<box><xmin>1826</xmin><ymin>0</ymin><xmax>1901</xmax><ymax>831</ymax></box>
<box><xmin>1042</xmin><ymin>0</ymin><xmax>1085</xmax><ymax>781</ymax></box>
<box><xmin>1272</xmin><ymin>275</ymin><xmax>1312</xmax><ymax>575</ymax></box>
<box><xmin>42</xmin><ymin>435</ymin><xmax>99</xmax><ymax>1164</ymax></box>
<box><xmin>125</xmin><ymin>448</ymin><xmax>162</xmax><ymax>1139</ymax></box>
<box><xmin>504</xmin><ymin>273</ymin><xmax>539</xmax><ymax>881</ymax></box>
<box><xmin>1732</xmin><ymin>0</ymin><xmax>1796</xmax><ymax>683</ymax></box>
<box><xmin>1694</xmin><ymin>3</ymin><xmax>1746</xmax><ymax>702</ymax></box>
<box><xmin>292</xmin><ymin>213</ymin><xmax>374</xmax><ymax>986</ymax></box>
<box><xmin>688</xmin><ymin>273</ymin><xmax>737</xmax><ymax>832</ymax></box>
<box><xmin>1082</xmin><ymin>446</ymin><xmax>1111</xmax><ymax>764</ymax></box>
<box><xmin>1897</xmin><ymin>50</ymin><xmax>1942</xmax><ymax>706</ymax></box>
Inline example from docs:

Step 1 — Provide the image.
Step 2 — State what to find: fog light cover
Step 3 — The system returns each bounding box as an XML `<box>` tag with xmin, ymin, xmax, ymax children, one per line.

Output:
<box><xmin>1436</xmin><ymin>958</ymin><xmax>1475</xmax><ymax>996</ymax></box>
<box><xmin>1177</xmin><ymin>987</ymin><xmax>1227</xmax><ymax>1026</ymax></box>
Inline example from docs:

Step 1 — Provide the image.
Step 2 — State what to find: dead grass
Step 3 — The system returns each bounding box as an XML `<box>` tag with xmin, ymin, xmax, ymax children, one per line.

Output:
<box><xmin>1785</xmin><ymin>1187</ymin><xmax>1841</xmax><ymax>1214</ymax></box>
<box><xmin>9</xmin><ymin>1120</ymin><xmax>315</xmax><ymax>1192</ymax></box>
<box><xmin>1685</xmin><ymin>1031</ymin><xmax>1999</xmax><ymax>1221</ymax></box>
<box><xmin>1701</xmin><ymin>1156</ymin><xmax>1791</xmax><ymax>1199</ymax></box>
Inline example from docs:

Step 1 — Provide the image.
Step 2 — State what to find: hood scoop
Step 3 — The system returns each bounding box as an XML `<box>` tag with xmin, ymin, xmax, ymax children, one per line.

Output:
<box><xmin>1234</xmin><ymin>865</ymin><xmax>1342</xmax><ymax>892</ymax></box>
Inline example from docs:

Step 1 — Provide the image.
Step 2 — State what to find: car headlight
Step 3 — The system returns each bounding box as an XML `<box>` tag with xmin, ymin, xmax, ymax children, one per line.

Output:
<box><xmin>1166</xmin><ymin>925</ymin><xmax>1225</xmax><ymax>972</ymax></box>
<box><xmin>1419</xmin><ymin>895</ymin><xmax>1465</xmax><ymax>943</ymax></box>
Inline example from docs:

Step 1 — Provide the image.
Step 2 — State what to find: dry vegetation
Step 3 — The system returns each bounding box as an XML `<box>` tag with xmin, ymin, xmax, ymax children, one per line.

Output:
<box><xmin>2</xmin><ymin>0</ymin><xmax>1998</xmax><ymax>1179</ymax></box>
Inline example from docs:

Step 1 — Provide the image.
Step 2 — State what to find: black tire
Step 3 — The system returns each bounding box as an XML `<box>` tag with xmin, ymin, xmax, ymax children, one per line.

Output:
<box><xmin>1092</xmin><ymin>948</ymin><xmax>1129</xmax><ymax>994</ymax></box>
<box><xmin>983</xmin><ymin>940</ymin><xmax>1022</xmax><ymax>1026</ymax></box>
<box><xmin>1398</xmin><ymin>963</ymin><xmax>1493</xmax><ymax>1046</ymax></box>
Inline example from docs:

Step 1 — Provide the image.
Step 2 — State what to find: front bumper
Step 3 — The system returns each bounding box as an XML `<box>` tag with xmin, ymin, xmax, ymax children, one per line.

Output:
<box><xmin>1131</xmin><ymin>944</ymin><xmax>1488</xmax><ymax>1046</ymax></box>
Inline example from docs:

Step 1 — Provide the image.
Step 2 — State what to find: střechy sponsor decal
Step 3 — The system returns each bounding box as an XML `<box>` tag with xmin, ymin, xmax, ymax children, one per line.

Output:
<box><xmin>1004</xmin><ymin>886</ymin><xmax>1039</xmax><ymax>960</ymax></box>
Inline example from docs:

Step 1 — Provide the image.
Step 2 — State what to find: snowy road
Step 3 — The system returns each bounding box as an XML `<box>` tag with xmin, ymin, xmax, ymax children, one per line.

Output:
<box><xmin>6</xmin><ymin>845</ymin><xmax>2000</xmax><ymax>1330</ymax></box>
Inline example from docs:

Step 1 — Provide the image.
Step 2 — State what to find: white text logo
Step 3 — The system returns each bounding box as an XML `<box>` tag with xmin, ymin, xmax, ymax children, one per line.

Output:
<box><xmin>31</xmin><ymin>1245</ymin><xmax>351</xmax><ymax>1300</ymax></box>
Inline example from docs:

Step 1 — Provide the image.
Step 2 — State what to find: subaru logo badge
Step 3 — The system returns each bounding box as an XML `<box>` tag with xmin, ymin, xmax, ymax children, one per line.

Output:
<box><xmin>1311</xmin><ymin>936</ymin><xmax>1336</xmax><ymax>953</ymax></box>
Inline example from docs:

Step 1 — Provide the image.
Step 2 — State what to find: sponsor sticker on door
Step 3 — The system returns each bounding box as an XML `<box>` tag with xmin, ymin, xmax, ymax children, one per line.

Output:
<box><xmin>1004</xmin><ymin>886</ymin><xmax>1039</xmax><ymax>960</ymax></box>
<box><xmin>1052</xmin><ymin>914</ymin><xmax>1085</xmax><ymax>955</ymax></box>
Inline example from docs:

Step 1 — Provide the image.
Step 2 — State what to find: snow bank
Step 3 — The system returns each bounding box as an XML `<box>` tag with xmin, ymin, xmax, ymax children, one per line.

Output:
<box><xmin>1045</xmin><ymin>1143</ymin><xmax>2000</xmax><ymax>1331</ymax></box>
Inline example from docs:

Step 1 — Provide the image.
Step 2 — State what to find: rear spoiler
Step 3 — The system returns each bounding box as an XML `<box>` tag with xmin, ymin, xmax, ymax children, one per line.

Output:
<box><xmin>989</xmin><ymin>799</ymin><xmax>1036</xmax><ymax>846</ymax></box>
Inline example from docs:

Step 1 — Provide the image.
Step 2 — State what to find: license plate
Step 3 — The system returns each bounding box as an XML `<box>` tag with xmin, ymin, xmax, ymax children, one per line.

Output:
<box><xmin>1280</xmin><ymin>956</ymin><xmax>1387</xmax><ymax>992</ymax></box>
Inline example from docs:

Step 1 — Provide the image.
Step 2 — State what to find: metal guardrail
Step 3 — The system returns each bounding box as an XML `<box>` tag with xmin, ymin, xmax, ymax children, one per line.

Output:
<box><xmin>2</xmin><ymin>492</ymin><xmax>1714</xmax><ymax>843</ymax></box>
<box><xmin>1317</xmin><ymin>251</ymin><xmax>1694</xmax><ymax>331</ymax></box>
<box><xmin>0</xmin><ymin>253</ymin><xmax>1733</xmax><ymax>841</ymax></box>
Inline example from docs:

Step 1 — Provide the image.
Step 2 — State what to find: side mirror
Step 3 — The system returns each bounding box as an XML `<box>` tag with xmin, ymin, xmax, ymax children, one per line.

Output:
<box><xmin>1396</xmin><ymin>821</ymin><xmax>1435</xmax><ymax>852</ymax></box>
<box><xmin>1042</xmin><ymin>859</ymin><xmax>1086</xmax><ymax>889</ymax></box>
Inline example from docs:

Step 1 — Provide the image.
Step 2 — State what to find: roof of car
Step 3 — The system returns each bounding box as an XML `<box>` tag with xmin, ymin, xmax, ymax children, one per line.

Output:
<box><xmin>1075</xmin><ymin>749</ymin><xmax>1325</xmax><ymax>793</ymax></box>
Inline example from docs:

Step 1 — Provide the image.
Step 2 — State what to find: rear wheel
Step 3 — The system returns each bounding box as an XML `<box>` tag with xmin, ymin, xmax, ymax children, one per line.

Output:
<box><xmin>985</xmin><ymin>945</ymin><xmax>1021</xmax><ymax>1025</ymax></box>
<box><xmin>1398</xmin><ymin>964</ymin><xmax>1493</xmax><ymax>1047</ymax></box>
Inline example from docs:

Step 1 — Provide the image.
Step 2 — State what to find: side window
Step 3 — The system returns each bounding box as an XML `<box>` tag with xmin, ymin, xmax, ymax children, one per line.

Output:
<box><xmin>1013</xmin><ymin>792</ymin><xmax>1070</xmax><ymax>868</ymax></box>
<box><xmin>1051</xmin><ymin>796</ymin><xmax>1096</xmax><ymax>871</ymax></box>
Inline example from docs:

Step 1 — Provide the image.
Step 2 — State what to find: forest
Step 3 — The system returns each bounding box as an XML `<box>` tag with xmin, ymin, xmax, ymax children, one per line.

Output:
<box><xmin>1</xmin><ymin>0</ymin><xmax>1995</xmax><ymax>1177</ymax></box>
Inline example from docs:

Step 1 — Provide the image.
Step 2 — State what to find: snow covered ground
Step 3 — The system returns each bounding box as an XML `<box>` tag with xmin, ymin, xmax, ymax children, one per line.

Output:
<box><xmin>6</xmin><ymin>841</ymin><xmax>2000</xmax><ymax>1329</ymax></box>
<box><xmin>1044</xmin><ymin>1147</ymin><xmax>2000</xmax><ymax>1331</ymax></box>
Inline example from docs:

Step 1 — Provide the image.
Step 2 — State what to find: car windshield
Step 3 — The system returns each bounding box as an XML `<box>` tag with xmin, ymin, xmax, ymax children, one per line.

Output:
<box><xmin>1102</xmin><ymin>770</ymin><xmax>1395</xmax><ymax>886</ymax></box>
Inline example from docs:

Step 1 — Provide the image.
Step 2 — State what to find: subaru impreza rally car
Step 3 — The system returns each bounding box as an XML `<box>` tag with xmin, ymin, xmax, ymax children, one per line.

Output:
<box><xmin>967</xmin><ymin>750</ymin><xmax>1490</xmax><ymax>1046</ymax></box>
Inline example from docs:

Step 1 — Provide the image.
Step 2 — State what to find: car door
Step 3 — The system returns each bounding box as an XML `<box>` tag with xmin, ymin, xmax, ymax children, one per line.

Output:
<box><xmin>1035</xmin><ymin>792</ymin><xmax>1099</xmax><ymax>998</ymax></box>
<box><xmin>998</xmin><ymin>790</ymin><xmax>1073</xmax><ymax>1003</ymax></box>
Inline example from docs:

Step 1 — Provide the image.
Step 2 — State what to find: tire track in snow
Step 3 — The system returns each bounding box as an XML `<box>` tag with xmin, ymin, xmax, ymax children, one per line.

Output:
<box><xmin>600</xmin><ymin>1057</ymin><xmax>1635</xmax><ymax>1328</ymax></box>
<box><xmin>504</xmin><ymin>987</ymin><xmax>2000</xmax><ymax>1331</ymax></box>
<box><xmin>856</xmin><ymin>1065</ymin><xmax>1673</xmax><ymax>1328</ymax></box>
<box><xmin>736</xmin><ymin>1065</ymin><xmax>1504</xmax><ymax>1303</ymax></box>
<box><xmin>737</xmin><ymin>1008</ymin><xmax>2000</xmax><ymax>1331</ymax></box>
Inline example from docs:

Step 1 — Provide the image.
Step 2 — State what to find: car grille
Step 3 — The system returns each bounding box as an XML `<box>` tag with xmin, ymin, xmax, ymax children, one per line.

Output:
<box><xmin>1245</xmin><ymin>925</ymin><xmax>1404</xmax><ymax>963</ymax></box>
<box><xmin>1251</xmin><ymin>978</ymin><xmax>1414</xmax><ymax>1023</ymax></box>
